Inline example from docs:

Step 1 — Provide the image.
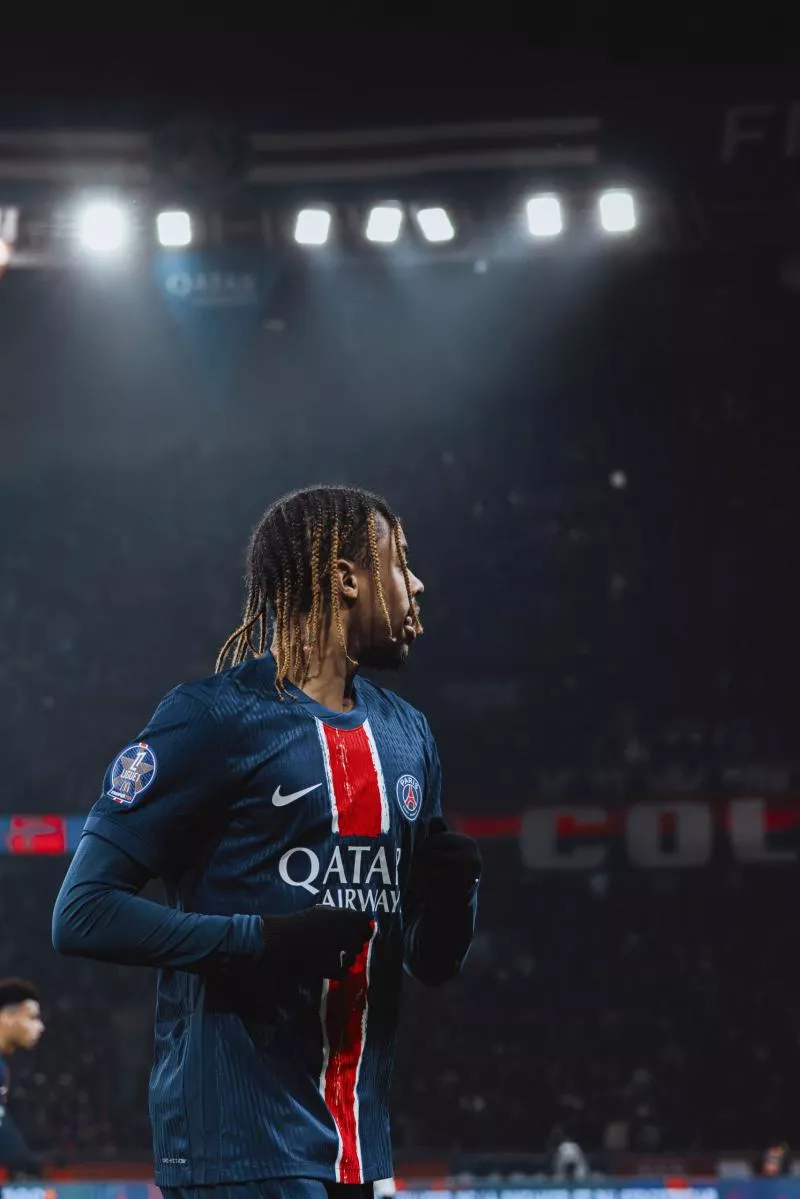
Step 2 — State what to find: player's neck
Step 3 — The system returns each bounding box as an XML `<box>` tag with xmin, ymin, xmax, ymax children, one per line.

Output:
<box><xmin>283</xmin><ymin>639</ymin><xmax>357</xmax><ymax>714</ymax></box>
<box><xmin>0</xmin><ymin>1033</ymin><xmax>15</xmax><ymax>1056</ymax></box>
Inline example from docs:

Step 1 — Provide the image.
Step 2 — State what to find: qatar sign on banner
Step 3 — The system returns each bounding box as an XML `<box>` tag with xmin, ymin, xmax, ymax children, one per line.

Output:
<box><xmin>519</xmin><ymin>798</ymin><xmax>800</xmax><ymax>871</ymax></box>
<box><xmin>153</xmin><ymin>247</ymin><xmax>279</xmax><ymax>400</ymax></box>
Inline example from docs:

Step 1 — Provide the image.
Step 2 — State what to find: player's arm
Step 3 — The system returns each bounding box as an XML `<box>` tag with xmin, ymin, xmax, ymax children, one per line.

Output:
<box><xmin>52</xmin><ymin>832</ymin><xmax>261</xmax><ymax>971</ymax></box>
<box><xmin>53</xmin><ymin>832</ymin><xmax>372</xmax><ymax>978</ymax></box>
<box><xmin>403</xmin><ymin>730</ymin><xmax>481</xmax><ymax>987</ymax></box>
<box><xmin>52</xmin><ymin>684</ymin><xmax>262</xmax><ymax>971</ymax></box>
<box><xmin>53</xmin><ymin>833</ymin><xmax>371</xmax><ymax>978</ymax></box>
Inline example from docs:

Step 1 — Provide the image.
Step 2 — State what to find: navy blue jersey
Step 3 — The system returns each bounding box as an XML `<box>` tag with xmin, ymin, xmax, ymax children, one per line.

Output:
<box><xmin>0</xmin><ymin>1054</ymin><xmax>37</xmax><ymax>1175</ymax></box>
<box><xmin>84</xmin><ymin>655</ymin><xmax>445</xmax><ymax>1187</ymax></box>
<box><xmin>0</xmin><ymin>1055</ymin><xmax>9</xmax><ymax>1162</ymax></box>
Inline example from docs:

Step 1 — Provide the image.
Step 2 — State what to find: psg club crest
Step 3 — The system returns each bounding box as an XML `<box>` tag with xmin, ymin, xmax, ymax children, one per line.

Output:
<box><xmin>395</xmin><ymin>774</ymin><xmax>422</xmax><ymax>823</ymax></box>
<box><xmin>108</xmin><ymin>742</ymin><xmax>157</xmax><ymax>806</ymax></box>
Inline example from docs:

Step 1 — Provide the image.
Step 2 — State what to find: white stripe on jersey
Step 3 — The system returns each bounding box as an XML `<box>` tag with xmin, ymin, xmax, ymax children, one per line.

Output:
<box><xmin>317</xmin><ymin>979</ymin><xmax>343</xmax><ymax>1175</ymax></box>
<box><xmin>314</xmin><ymin>717</ymin><xmax>339</xmax><ymax>833</ymax></box>
<box><xmin>350</xmin><ymin>924</ymin><xmax>378</xmax><ymax>1182</ymax></box>
<box><xmin>362</xmin><ymin>718</ymin><xmax>391</xmax><ymax>834</ymax></box>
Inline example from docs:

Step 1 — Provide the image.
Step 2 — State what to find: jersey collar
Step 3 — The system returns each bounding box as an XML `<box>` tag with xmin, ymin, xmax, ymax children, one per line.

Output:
<box><xmin>263</xmin><ymin>653</ymin><xmax>368</xmax><ymax>730</ymax></box>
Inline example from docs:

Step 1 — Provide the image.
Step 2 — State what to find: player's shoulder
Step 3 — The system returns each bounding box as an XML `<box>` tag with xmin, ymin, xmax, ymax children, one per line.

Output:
<box><xmin>157</xmin><ymin>657</ymin><xmax>282</xmax><ymax>724</ymax></box>
<box><xmin>359</xmin><ymin>677</ymin><xmax>434</xmax><ymax>742</ymax></box>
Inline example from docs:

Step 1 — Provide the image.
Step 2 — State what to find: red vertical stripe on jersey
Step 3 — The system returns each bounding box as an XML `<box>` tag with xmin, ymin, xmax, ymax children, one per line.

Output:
<box><xmin>319</xmin><ymin>722</ymin><xmax>383</xmax><ymax>1181</ymax></box>
<box><xmin>322</xmin><ymin>723</ymin><xmax>383</xmax><ymax>836</ymax></box>
<box><xmin>322</xmin><ymin>938</ymin><xmax>371</xmax><ymax>1183</ymax></box>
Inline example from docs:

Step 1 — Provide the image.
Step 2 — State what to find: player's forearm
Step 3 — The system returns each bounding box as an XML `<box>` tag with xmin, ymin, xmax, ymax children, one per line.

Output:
<box><xmin>403</xmin><ymin>885</ymin><xmax>478</xmax><ymax>986</ymax></box>
<box><xmin>52</xmin><ymin>882</ymin><xmax>259</xmax><ymax>971</ymax></box>
<box><xmin>52</xmin><ymin>834</ymin><xmax>262</xmax><ymax>972</ymax></box>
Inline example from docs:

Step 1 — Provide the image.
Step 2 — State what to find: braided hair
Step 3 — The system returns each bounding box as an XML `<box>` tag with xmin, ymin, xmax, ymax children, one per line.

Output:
<box><xmin>216</xmin><ymin>485</ymin><xmax>419</xmax><ymax>692</ymax></box>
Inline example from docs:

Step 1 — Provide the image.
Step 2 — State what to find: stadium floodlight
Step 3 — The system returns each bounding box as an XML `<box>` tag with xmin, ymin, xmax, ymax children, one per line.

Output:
<box><xmin>365</xmin><ymin>205</ymin><xmax>403</xmax><ymax>244</ymax></box>
<box><xmin>525</xmin><ymin>194</ymin><xmax>563</xmax><ymax>238</ymax></box>
<box><xmin>294</xmin><ymin>208</ymin><xmax>332</xmax><ymax>246</ymax></box>
<box><xmin>157</xmin><ymin>210</ymin><xmax>192</xmax><ymax>248</ymax></box>
<box><xmin>77</xmin><ymin>201</ymin><xmax>130</xmax><ymax>253</ymax></box>
<box><xmin>415</xmin><ymin>206</ymin><xmax>456</xmax><ymax>243</ymax></box>
<box><xmin>598</xmin><ymin>189</ymin><xmax>636</xmax><ymax>234</ymax></box>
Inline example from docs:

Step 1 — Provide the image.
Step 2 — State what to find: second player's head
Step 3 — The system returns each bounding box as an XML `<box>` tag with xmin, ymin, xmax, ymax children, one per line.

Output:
<box><xmin>217</xmin><ymin>485</ymin><xmax>424</xmax><ymax>689</ymax></box>
<box><xmin>0</xmin><ymin>978</ymin><xmax>44</xmax><ymax>1053</ymax></box>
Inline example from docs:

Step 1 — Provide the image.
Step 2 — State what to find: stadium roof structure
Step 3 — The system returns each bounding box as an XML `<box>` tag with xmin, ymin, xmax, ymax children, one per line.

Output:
<box><xmin>1</xmin><ymin>98</ymin><xmax>798</xmax><ymax>267</ymax></box>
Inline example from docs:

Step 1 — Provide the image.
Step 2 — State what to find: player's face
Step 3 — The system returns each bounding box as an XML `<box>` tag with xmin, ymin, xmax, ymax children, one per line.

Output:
<box><xmin>355</xmin><ymin>520</ymin><xmax>424</xmax><ymax>671</ymax></box>
<box><xmin>1</xmin><ymin>1000</ymin><xmax>44</xmax><ymax>1050</ymax></box>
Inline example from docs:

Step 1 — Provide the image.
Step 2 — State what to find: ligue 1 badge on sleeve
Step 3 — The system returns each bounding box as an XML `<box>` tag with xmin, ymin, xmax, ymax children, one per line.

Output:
<box><xmin>108</xmin><ymin>741</ymin><xmax>158</xmax><ymax>806</ymax></box>
<box><xmin>395</xmin><ymin>774</ymin><xmax>422</xmax><ymax>822</ymax></box>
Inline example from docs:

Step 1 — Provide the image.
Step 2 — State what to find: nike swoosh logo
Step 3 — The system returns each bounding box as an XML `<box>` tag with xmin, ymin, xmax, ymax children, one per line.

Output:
<box><xmin>271</xmin><ymin>783</ymin><xmax>323</xmax><ymax>807</ymax></box>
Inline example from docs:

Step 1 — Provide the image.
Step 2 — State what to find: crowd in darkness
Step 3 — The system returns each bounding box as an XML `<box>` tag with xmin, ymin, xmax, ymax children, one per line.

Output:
<box><xmin>395</xmin><ymin>856</ymin><xmax>800</xmax><ymax>1160</ymax></box>
<box><xmin>2</xmin><ymin>249</ymin><xmax>800</xmax><ymax>1164</ymax></box>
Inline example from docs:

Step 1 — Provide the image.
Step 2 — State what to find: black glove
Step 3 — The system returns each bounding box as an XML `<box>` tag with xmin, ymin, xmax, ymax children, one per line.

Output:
<box><xmin>260</xmin><ymin>907</ymin><xmax>373</xmax><ymax>980</ymax></box>
<box><xmin>410</xmin><ymin>817</ymin><xmax>482</xmax><ymax>906</ymax></box>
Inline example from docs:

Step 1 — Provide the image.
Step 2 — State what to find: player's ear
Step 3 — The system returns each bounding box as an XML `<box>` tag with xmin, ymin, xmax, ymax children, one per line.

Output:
<box><xmin>336</xmin><ymin>558</ymin><xmax>360</xmax><ymax>605</ymax></box>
